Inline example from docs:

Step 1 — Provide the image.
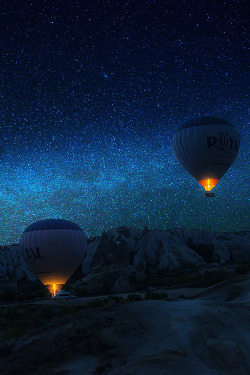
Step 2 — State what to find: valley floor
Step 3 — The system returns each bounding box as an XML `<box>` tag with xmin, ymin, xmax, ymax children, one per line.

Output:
<box><xmin>0</xmin><ymin>275</ymin><xmax>250</xmax><ymax>375</ymax></box>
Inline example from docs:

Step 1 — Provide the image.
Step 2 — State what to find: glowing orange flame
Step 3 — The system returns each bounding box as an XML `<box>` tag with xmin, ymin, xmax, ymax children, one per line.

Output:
<box><xmin>199</xmin><ymin>179</ymin><xmax>219</xmax><ymax>191</ymax></box>
<box><xmin>46</xmin><ymin>283</ymin><xmax>63</xmax><ymax>296</ymax></box>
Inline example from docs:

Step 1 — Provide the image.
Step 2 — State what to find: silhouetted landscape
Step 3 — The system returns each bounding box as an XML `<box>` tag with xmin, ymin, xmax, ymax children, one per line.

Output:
<box><xmin>0</xmin><ymin>227</ymin><xmax>249</xmax><ymax>374</ymax></box>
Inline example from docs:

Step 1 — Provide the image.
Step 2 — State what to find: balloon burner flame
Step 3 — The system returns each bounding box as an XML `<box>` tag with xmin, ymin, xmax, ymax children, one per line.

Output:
<box><xmin>46</xmin><ymin>283</ymin><xmax>63</xmax><ymax>297</ymax></box>
<box><xmin>199</xmin><ymin>179</ymin><xmax>219</xmax><ymax>191</ymax></box>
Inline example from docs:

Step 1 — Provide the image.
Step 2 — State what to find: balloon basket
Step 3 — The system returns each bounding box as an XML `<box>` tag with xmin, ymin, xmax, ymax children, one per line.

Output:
<box><xmin>205</xmin><ymin>192</ymin><xmax>215</xmax><ymax>197</ymax></box>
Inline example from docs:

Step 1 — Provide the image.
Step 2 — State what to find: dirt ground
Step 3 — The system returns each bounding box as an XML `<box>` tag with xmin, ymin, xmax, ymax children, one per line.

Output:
<box><xmin>0</xmin><ymin>276</ymin><xmax>250</xmax><ymax>375</ymax></box>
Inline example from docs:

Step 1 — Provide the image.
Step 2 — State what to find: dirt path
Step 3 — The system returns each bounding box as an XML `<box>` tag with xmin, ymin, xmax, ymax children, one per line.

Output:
<box><xmin>1</xmin><ymin>277</ymin><xmax>250</xmax><ymax>375</ymax></box>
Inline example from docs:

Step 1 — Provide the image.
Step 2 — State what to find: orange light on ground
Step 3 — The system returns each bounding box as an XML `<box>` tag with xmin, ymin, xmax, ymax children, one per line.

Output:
<box><xmin>199</xmin><ymin>179</ymin><xmax>219</xmax><ymax>191</ymax></box>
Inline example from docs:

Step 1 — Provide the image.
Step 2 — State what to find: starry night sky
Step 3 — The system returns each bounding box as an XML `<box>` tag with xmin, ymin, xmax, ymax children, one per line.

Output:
<box><xmin>0</xmin><ymin>0</ymin><xmax>249</xmax><ymax>245</ymax></box>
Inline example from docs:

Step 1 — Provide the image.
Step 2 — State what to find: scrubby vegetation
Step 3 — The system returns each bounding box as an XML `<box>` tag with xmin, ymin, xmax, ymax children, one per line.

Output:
<box><xmin>0</xmin><ymin>298</ymin><xmax>130</xmax><ymax>374</ymax></box>
<box><xmin>126</xmin><ymin>293</ymin><xmax>143</xmax><ymax>302</ymax></box>
<box><xmin>84</xmin><ymin>298</ymin><xmax>109</xmax><ymax>309</ymax></box>
<box><xmin>0</xmin><ymin>281</ymin><xmax>48</xmax><ymax>303</ymax></box>
<box><xmin>0</xmin><ymin>268</ymin><xmax>249</xmax><ymax>375</ymax></box>
<box><xmin>0</xmin><ymin>304</ymin><xmax>78</xmax><ymax>342</ymax></box>
<box><xmin>172</xmin><ymin>269</ymin><xmax>230</xmax><ymax>287</ymax></box>
<box><xmin>145</xmin><ymin>291</ymin><xmax>168</xmax><ymax>300</ymax></box>
<box><xmin>235</xmin><ymin>264</ymin><xmax>250</xmax><ymax>274</ymax></box>
<box><xmin>130</xmin><ymin>266</ymin><xmax>234</xmax><ymax>292</ymax></box>
<box><xmin>0</xmin><ymin>288</ymin><xmax>16</xmax><ymax>302</ymax></box>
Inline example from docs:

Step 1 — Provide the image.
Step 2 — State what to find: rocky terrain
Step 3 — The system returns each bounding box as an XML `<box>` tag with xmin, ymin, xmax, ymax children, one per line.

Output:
<box><xmin>0</xmin><ymin>275</ymin><xmax>250</xmax><ymax>375</ymax></box>
<box><xmin>0</xmin><ymin>227</ymin><xmax>250</xmax><ymax>374</ymax></box>
<box><xmin>0</xmin><ymin>243</ymin><xmax>35</xmax><ymax>282</ymax></box>
<box><xmin>0</xmin><ymin>227</ymin><xmax>249</xmax><ymax>294</ymax></box>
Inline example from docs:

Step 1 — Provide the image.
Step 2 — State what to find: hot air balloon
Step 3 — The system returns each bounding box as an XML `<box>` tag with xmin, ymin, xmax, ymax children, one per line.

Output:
<box><xmin>173</xmin><ymin>116</ymin><xmax>240</xmax><ymax>197</ymax></box>
<box><xmin>20</xmin><ymin>219</ymin><xmax>87</xmax><ymax>296</ymax></box>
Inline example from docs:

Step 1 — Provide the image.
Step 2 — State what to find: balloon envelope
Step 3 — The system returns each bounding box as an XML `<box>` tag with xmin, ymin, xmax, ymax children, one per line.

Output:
<box><xmin>20</xmin><ymin>219</ymin><xmax>87</xmax><ymax>295</ymax></box>
<box><xmin>173</xmin><ymin>116</ymin><xmax>240</xmax><ymax>191</ymax></box>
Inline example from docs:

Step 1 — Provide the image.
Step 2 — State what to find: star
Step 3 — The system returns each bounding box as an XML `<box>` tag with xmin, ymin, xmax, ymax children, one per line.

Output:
<box><xmin>0</xmin><ymin>0</ymin><xmax>248</xmax><ymax>245</ymax></box>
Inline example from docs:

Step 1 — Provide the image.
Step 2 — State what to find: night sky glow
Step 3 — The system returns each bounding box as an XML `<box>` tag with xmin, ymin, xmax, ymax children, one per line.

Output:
<box><xmin>0</xmin><ymin>0</ymin><xmax>249</xmax><ymax>245</ymax></box>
